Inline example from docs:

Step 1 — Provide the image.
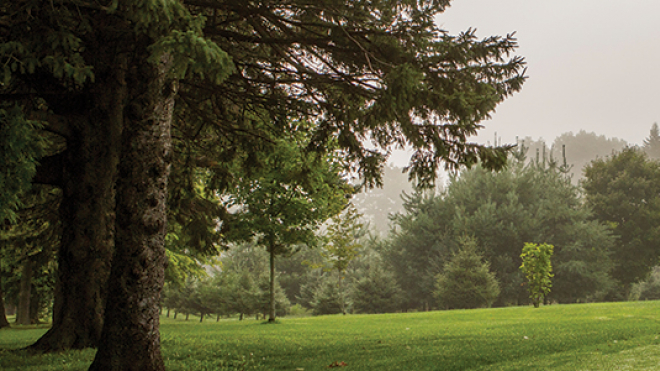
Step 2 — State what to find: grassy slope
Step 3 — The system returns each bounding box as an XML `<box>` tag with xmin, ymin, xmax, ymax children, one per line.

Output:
<box><xmin>2</xmin><ymin>301</ymin><xmax>660</xmax><ymax>370</ymax></box>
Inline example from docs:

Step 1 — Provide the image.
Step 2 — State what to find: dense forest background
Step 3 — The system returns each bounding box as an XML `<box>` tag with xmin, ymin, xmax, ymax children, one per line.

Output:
<box><xmin>4</xmin><ymin>124</ymin><xmax>660</xmax><ymax>322</ymax></box>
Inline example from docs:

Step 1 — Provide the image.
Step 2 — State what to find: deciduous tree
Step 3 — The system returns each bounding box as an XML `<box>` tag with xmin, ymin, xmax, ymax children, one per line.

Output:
<box><xmin>225</xmin><ymin>136</ymin><xmax>349</xmax><ymax>322</ymax></box>
<box><xmin>319</xmin><ymin>204</ymin><xmax>364</xmax><ymax>314</ymax></box>
<box><xmin>520</xmin><ymin>242</ymin><xmax>554</xmax><ymax>308</ymax></box>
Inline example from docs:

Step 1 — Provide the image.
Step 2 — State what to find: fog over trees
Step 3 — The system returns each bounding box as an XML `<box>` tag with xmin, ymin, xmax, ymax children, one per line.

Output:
<box><xmin>1</xmin><ymin>1</ymin><xmax>526</xmax><ymax>369</ymax></box>
<box><xmin>154</xmin><ymin>126</ymin><xmax>660</xmax><ymax>319</ymax></box>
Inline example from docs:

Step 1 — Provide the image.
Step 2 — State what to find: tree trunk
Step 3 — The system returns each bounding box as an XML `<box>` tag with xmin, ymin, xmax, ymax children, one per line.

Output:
<box><xmin>338</xmin><ymin>271</ymin><xmax>345</xmax><ymax>315</ymax></box>
<box><xmin>199</xmin><ymin>313</ymin><xmax>204</xmax><ymax>323</ymax></box>
<box><xmin>269</xmin><ymin>246</ymin><xmax>276</xmax><ymax>322</ymax></box>
<box><xmin>89</xmin><ymin>48</ymin><xmax>175</xmax><ymax>371</ymax></box>
<box><xmin>173</xmin><ymin>311</ymin><xmax>178</xmax><ymax>320</ymax></box>
<box><xmin>30</xmin><ymin>50</ymin><xmax>124</xmax><ymax>352</ymax></box>
<box><xmin>16</xmin><ymin>256</ymin><xmax>33</xmax><ymax>325</ymax></box>
<box><xmin>0</xmin><ymin>278</ymin><xmax>11</xmax><ymax>329</ymax></box>
<box><xmin>29</xmin><ymin>287</ymin><xmax>42</xmax><ymax>324</ymax></box>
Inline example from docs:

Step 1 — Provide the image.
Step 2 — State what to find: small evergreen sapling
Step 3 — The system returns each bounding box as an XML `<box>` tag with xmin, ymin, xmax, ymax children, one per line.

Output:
<box><xmin>434</xmin><ymin>238</ymin><xmax>500</xmax><ymax>310</ymax></box>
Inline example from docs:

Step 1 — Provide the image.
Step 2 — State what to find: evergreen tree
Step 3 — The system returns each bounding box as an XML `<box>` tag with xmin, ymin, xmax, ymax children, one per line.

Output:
<box><xmin>583</xmin><ymin>147</ymin><xmax>660</xmax><ymax>295</ymax></box>
<box><xmin>386</xmin><ymin>153</ymin><xmax>615</xmax><ymax>308</ymax></box>
<box><xmin>311</xmin><ymin>278</ymin><xmax>345</xmax><ymax>316</ymax></box>
<box><xmin>0</xmin><ymin>186</ymin><xmax>59</xmax><ymax>325</ymax></box>
<box><xmin>643</xmin><ymin>123</ymin><xmax>660</xmax><ymax>160</ymax></box>
<box><xmin>352</xmin><ymin>267</ymin><xmax>402</xmax><ymax>314</ymax></box>
<box><xmin>434</xmin><ymin>238</ymin><xmax>500</xmax><ymax>310</ymax></box>
<box><xmin>229</xmin><ymin>271</ymin><xmax>261</xmax><ymax>320</ymax></box>
<box><xmin>276</xmin><ymin>246</ymin><xmax>322</xmax><ymax>305</ymax></box>
<box><xmin>382</xmin><ymin>191</ymin><xmax>456</xmax><ymax>310</ymax></box>
<box><xmin>548</xmin><ymin>131</ymin><xmax>627</xmax><ymax>182</ymax></box>
<box><xmin>2</xmin><ymin>0</ymin><xmax>525</xmax><ymax>366</ymax></box>
<box><xmin>297</xmin><ymin>270</ymin><xmax>325</xmax><ymax>310</ymax></box>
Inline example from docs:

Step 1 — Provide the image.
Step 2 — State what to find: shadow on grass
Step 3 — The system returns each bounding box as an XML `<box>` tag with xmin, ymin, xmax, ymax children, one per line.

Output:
<box><xmin>260</xmin><ymin>319</ymin><xmax>282</xmax><ymax>325</ymax></box>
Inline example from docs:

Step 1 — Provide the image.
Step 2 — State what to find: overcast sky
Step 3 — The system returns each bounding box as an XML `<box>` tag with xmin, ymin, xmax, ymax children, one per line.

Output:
<box><xmin>391</xmin><ymin>0</ymin><xmax>660</xmax><ymax>166</ymax></box>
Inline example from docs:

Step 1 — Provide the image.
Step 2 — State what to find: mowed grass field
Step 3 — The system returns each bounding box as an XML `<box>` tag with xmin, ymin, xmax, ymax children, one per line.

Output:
<box><xmin>3</xmin><ymin>301</ymin><xmax>660</xmax><ymax>370</ymax></box>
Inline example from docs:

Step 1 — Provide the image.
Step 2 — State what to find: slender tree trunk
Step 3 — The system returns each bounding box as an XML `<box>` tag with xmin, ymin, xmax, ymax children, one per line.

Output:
<box><xmin>166</xmin><ymin>308</ymin><xmax>170</xmax><ymax>317</ymax></box>
<box><xmin>89</xmin><ymin>47</ymin><xmax>175</xmax><ymax>371</ymax></box>
<box><xmin>173</xmin><ymin>311</ymin><xmax>178</xmax><ymax>320</ymax></box>
<box><xmin>185</xmin><ymin>313</ymin><xmax>190</xmax><ymax>321</ymax></box>
<box><xmin>269</xmin><ymin>246</ymin><xmax>276</xmax><ymax>322</ymax></box>
<box><xmin>16</xmin><ymin>256</ymin><xmax>33</xmax><ymax>325</ymax></box>
<box><xmin>0</xmin><ymin>281</ymin><xmax>9</xmax><ymax>329</ymax></box>
<box><xmin>338</xmin><ymin>271</ymin><xmax>345</xmax><ymax>315</ymax></box>
<box><xmin>199</xmin><ymin>313</ymin><xmax>204</xmax><ymax>323</ymax></box>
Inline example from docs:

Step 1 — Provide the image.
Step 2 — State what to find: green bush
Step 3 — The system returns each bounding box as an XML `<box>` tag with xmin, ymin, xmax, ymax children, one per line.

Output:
<box><xmin>352</xmin><ymin>267</ymin><xmax>402</xmax><ymax>314</ymax></box>
<box><xmin>520</xmin><ymin>242</ymin><xmax>554</xmax><ymax>308</ymax></box>
<box><xmin>434</xmin><ymin>239</ymin><xmax>500</xmax><ymax>310</ymax></box>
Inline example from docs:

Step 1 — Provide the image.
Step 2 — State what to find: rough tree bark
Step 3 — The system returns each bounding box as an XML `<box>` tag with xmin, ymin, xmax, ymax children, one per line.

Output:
<box><xmin>89</xmin><ymin>48</ymin><xmax>175</xmax><ymax>371</ymax></box>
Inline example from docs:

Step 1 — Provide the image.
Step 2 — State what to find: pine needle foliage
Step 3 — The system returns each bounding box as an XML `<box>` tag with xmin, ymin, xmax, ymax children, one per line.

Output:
<box><xmin>435</xmin><ymin>238</ymin><xmax>500</xmax><ymax>310</ymax></box>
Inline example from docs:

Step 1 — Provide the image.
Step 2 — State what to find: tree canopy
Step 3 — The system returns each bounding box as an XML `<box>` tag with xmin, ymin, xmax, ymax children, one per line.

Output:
<box><xmin>384</xmin><ymin>150</ymin><xmax>615</xmax><ymax>309</ymax></box>
<box><xmin>643</xmin><ymin>123</ymin><xmax>660</xmax><ymax>160</ymax></box>
<box><xmin>583</xmin><ymin>147</ymin><xmax>660</xmax><ymax>294</ymax></box>
<box><xmin>1</xmin><ymin>0</ymin><xmax>525</xmax><ymax>368</ymax></box>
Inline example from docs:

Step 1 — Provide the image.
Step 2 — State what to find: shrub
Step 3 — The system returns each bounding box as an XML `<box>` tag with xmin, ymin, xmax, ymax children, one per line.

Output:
<box><xmin>520</xmin><ymin>242</ymin><xmax>554</xmax><ymax>308</ymax></box>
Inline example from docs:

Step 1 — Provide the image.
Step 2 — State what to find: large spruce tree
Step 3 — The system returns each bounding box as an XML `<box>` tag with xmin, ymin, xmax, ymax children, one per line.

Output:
<box><xmin>2</xmin><ymin>1</ymin><xmax>525</xmax><ymax>369</ymax></box>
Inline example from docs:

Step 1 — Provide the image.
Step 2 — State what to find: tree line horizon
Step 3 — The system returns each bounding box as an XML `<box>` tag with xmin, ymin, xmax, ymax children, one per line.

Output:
<box><xmin>158</xmin><ymin>131</ymin><xmax>660</xmax><ymax>320</ymax></box>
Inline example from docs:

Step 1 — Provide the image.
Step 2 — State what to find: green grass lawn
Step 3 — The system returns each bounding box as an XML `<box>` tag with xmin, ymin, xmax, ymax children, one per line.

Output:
<box><xmin>3</xmin><ymin>301</ymin><xmax>660</xmax><ymax>370</ymax></box>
